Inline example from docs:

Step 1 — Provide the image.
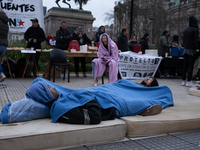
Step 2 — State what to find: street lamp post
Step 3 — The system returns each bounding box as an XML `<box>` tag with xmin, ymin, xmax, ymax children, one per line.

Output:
<box><xmin>129</xmin><ymin>0</ymin><xmax>134</xmax><ymax>39</ymax></box>
<box><xmin>149</xmin><ymin>10</ymin><xmax>154</xmax><ymax>44</ymax></box>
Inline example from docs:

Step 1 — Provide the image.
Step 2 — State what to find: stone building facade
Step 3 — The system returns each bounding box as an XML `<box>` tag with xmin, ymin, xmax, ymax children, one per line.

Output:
<box><xmin>44</xmin><ymin>7</ymin><xmax>95</xmax><ymax>39</ymax></box>
<box><xmin>167</xmin><ymin>1</ymin><xmax>200</xmax><ymax>40</ymax></box>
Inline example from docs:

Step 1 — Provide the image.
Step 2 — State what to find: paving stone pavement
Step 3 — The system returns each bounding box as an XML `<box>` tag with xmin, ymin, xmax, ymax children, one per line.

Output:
<box><xmin>0</xmin><ymin>75</ymin><xmax>200</xmax><ymax>150</ymax></box>
<box><xmin>68</xmin><ymin>131</ymin><xmax>200</xmax><ymax>150</ymax></box>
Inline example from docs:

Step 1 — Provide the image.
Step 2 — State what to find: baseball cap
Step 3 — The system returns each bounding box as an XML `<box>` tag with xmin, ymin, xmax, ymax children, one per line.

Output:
<box><xmin>30</xmin><ymin>18</ymin><xmax>38</xmax><ymax>23</ymax></box>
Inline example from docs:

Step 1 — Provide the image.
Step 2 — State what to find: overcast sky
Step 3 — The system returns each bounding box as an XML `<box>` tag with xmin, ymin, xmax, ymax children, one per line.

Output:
<box><xmin>43</xmin><ymin>0</ymin><xmax>117</xmax><ymax>27</ymax></box>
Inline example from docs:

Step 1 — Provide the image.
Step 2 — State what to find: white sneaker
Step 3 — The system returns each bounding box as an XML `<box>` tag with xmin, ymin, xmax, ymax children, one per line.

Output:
<box><xmin>186</xmin><ymin>81</ymin><xmax>193</xmax><ymax>87</ymax></box>
<box><xmin>181</xmin><ymin>80</ymin><xmax>186</xmax><ymax>86</ymax></box>
<box><xmin>0</xmin><ymin>73</ymin><xmax>6</xmax><ymax>82</ymax></box>
<box><xmin>94</xmin><ymin>79</ymin><xmax>98</xmax><ymax>87</ymax></box>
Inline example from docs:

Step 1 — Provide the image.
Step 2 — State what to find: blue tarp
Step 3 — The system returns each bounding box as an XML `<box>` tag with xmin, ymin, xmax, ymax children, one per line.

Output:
<box><xmin>31</xmin><ymin>78</ymin><xmax>174</xmax><ymax>123</ymax></box>
<box><xmin>0</xmin><ymin>78</ymin><xmax>174</xmax><ymax>124</ymax></box>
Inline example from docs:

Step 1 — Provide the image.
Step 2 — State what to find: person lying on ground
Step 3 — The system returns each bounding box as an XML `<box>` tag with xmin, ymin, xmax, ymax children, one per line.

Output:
<box><xmin>0</xmin><ymin>78</ymin><xmax>173</xmax><ymax>124</ymax></box>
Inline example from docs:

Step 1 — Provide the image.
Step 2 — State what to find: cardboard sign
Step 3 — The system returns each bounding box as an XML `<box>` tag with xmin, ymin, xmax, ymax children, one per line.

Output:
<box><xmin>119</xmin><ymin>52</ymin><xmax>162</xmax><ymax>79</ymax></box>
<box><xmin>0</xmin><ymin>0</ymin><xmax>44</xmax><ymax>33</ymax></box>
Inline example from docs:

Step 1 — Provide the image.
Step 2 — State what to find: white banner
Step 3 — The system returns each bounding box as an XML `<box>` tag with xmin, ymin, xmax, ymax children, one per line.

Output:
<box><xmin>0</xmin><ymin>0</ymin><xmax>44</xmax><ymax>33</ymax></box>
<box><xmin>119</xmin><ymin>52</ymin><xmax>162</xmax><ymax>79</ymax></box>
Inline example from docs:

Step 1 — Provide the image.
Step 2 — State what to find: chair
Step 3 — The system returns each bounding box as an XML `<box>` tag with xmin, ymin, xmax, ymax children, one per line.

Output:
<box><xmin>49</xmin><ymin>49</ymin><xmax>70</xmax><ymax>83</ymax></box>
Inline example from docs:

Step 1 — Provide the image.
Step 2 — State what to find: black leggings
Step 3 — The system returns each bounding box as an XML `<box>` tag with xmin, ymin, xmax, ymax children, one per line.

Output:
<box><xmin>57</xmin><ymin>100</ymin><xmax>116</xmax><ymax>125</ymax></box>
<box><xmin>74</xmin><ymin>57</ymin><xmax>86</xmax><ymax>73</ymax></box>
<box><xmin>182</xmin><ymin>54</ymin><xmax>195</xmax><ymax>81</ymax></box>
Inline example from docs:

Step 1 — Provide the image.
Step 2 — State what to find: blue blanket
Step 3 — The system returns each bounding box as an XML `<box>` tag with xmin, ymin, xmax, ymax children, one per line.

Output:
<box><xmin>31</xmin><ymin>78</ymin><xmax>174</xmax><ymax>123</ymax></box>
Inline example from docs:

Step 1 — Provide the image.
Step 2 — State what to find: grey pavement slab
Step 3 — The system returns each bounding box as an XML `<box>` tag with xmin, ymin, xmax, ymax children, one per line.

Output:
<box><xmin>170</xmin><ymin>130</ymin><xmax>200</xmax><ymax>145</ymax></box>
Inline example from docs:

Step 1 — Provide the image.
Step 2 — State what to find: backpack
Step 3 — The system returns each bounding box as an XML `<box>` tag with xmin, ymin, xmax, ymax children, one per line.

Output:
<box><xmin>15</xmin><ymin>58</ymin><xmax>33</xmax><ymax>77</ymax></box>
<box><xmin>2</xmin><ymin>57</ymin><xmax>17</xmax><ymax>77</ymax></box>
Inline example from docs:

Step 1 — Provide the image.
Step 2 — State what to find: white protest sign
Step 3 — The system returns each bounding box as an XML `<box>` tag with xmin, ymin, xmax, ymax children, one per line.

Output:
<box><xmin>119</xmin><ymin>51</ymin><xmax>162</xmax><ymax>79</ymax></box>
<box><xmin>0</xmin><ymin>0</ymin><xmax>44</xmax><ymax>33</ymax></box>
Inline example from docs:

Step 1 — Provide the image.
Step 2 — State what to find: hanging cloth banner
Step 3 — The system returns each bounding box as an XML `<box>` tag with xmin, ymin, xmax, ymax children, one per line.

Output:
<box><xmin>0</xmin><ymin>0</ymin><xmax>44</xmax><ymax>33</ymax></box>
<box><xmin>119</xmin><ymin>51</ymin><xmax>162</xmax><ymax>79</ymax></box>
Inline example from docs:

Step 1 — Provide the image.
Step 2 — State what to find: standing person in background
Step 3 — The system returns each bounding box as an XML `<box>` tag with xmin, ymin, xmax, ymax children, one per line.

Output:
<box><xmin>117</xmin><ymin>27</ymin><xmax>128</xmax><ymax>52</ymax></box>
<box><xmin>0</xmin><ymin>9</ymin><xmax>8</xmax><ymax>82</ymax></box>
<box><xmin>128</xmin><ymin>35</ymin><xmax>138</xmax><ymax>51</ymax></box>
<box><xmin>93</xmin><ymin>26</ymin><xmax>105</xmax><ymax>45</ymax></box>
<box><xmin>169</xmin><ymin>35</ymin><xmax>183</xmax><ymax>77</ymax></box>
<box><xmin>56</xmin><ymin>22</ymin><xmax>71</xmax><ymax>50</ymax></box>
<box><xmin>158</xmin><ymin>30</ymin><xmax>172</xmax><ymax>57</ymax></box>
<box><xmin>158</xmin><ymin>30</ymin><xmax>172</xmax><ymax>76</ymax></box>
<box><xmin>72</xmin><ymin>26</ymin><xmax>92</xmax><ymax>77</ymax></box>
<box><xmin>24</xmin><ymin>18</ymin><xmax>46</xmax><ymax>77</ymax></box>
<box><xmin>182</xmin><ymin>16</ymin><xmax>199</xmax><ymax>87</ymax></box>
<box><xmin>140</xmin><ymin>33</ymin><xmax>150</xmax><ymax>54</ymax></box>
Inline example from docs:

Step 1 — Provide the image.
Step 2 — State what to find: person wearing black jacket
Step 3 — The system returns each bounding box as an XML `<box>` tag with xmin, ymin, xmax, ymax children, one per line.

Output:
<box><xmin>0</xmin><ymin>9</ymin><xmax>8</xmax><ymax>82</ymax></box>
<box><xmin>93</xmin><ymin>26</ymin><xmax>105</xmax><ymax>45</ymax></box>
<box><xmin>24</xmin><ymin>18</ymin><xmax>46</xmax><ymax>77</ymax></box>
<box><xmin>117</xmin><ymin>27</ymin><xmax>128</xmax><ymax>52</ymax></box>
<box><xmin>71</xmin><ymin>26</ymin><xmax>91</xmax><ymax>77</ymax></box>
<box><xmin>182</xmin><ymin>16</ymin><xmax>199</xmax><ymax>87</ymax></box>
<box><xmin>56</xmin><ymin>22</ymin><xmax>71</xmax><ymax>50</ymax></box>
<box><xmin>140</xmin><ymin>33</ymin><xmax>150</xmax><ymax>54</ymax></box>
<box><xmin>128</xmin><ymin>35</ymin><xmax>138</xmax><ymax>51</ymax></box>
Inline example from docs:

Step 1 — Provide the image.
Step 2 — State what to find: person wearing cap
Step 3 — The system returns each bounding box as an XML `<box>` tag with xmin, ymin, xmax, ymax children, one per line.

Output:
<box><xmin>56</xmin><ymin>22</ymin><xmax>71</xmax><ymax>50</ymax></box>
<box><xmin>24</xmin><ymin>18</ymin><xmax>46</xmax><ymax>77</ymax></box>
<box><xmin>0</xmin><ymin>9</ymin><xmax>8</xmax><ymax>82</ymax></box>
<box><xmin>49</xmin><ymin>36</ymin><xmax>56</xmax><ymax>47</ymax></box>
<box><xmin>71</xmin><ymin>26</ymin><xmax>92</xmax><ymax>77</ymax></box>
<box><xmin>140</xmin><ymin>33</ymin><xmax>150</xmax><ymax>54</ymax></box>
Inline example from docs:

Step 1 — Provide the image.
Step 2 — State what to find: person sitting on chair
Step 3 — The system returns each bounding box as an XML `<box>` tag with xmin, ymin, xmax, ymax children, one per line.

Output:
<box><xmin>92</xmin><ymin>33</ymin><xmax>119</xmax><ymax>86</ymax></box>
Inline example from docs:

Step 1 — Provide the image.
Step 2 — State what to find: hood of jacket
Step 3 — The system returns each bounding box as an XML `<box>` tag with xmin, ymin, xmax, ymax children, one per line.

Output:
<box><xmin>99</xmin><ymin>33</ymin><xmax>113</xmax><ymax>51</ymax></box>
<box><xmin>172</xmin><ymin>35</ymin><xmax>179</xmax><ymax>43</ymax></box>
<box><xmin>189</xmin><ymin>16</ymin><xmax>198</xmax><ymax>28</ymax></box>
<box><xmin>26</xmin><ymin>81</ymin><xmax>56</xmax><ymax>104</ymax></box>
<box><xmin>98</xmin><ymin>26</ymin><xmax>105</xmax><ymax>34</ymax></box>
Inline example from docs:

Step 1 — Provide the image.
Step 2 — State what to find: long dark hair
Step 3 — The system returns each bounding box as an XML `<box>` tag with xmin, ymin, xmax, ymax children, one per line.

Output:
<box><xmin>172</xmin><ymin>35</ymin><xmax>179</xmax><ymax>43</ymax></box>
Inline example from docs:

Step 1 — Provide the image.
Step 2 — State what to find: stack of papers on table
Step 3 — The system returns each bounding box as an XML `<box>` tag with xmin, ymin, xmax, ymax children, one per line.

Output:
<box><xmin>21</xmin><ymin>50</ymin><xmax>36</xmax><ymax>53</ymax></box>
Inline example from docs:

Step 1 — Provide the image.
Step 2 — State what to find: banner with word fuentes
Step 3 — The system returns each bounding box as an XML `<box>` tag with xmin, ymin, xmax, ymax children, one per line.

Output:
<box><xmin>0</xmin><ymin>0</ymin><xmax>44</xmax><ymax>33</ymax></box>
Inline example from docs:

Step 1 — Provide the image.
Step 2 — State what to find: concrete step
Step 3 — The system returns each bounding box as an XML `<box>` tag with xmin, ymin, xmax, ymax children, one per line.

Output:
<box><xmin>121</xmin><ymin>101</ymin><xmax>200</xmax><ymax>137</ymax></box>
<box><xmin>0</xmin><ymin>119</ymin><xmax>126</xmax><ymax>150</ymax></box>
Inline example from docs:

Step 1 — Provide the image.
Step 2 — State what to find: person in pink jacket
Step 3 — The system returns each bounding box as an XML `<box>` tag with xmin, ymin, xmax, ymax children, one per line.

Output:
<box><xmin>92</xmin><ymin>33</ymin><xmax>119</xmax><ymax>86</ymax></box>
